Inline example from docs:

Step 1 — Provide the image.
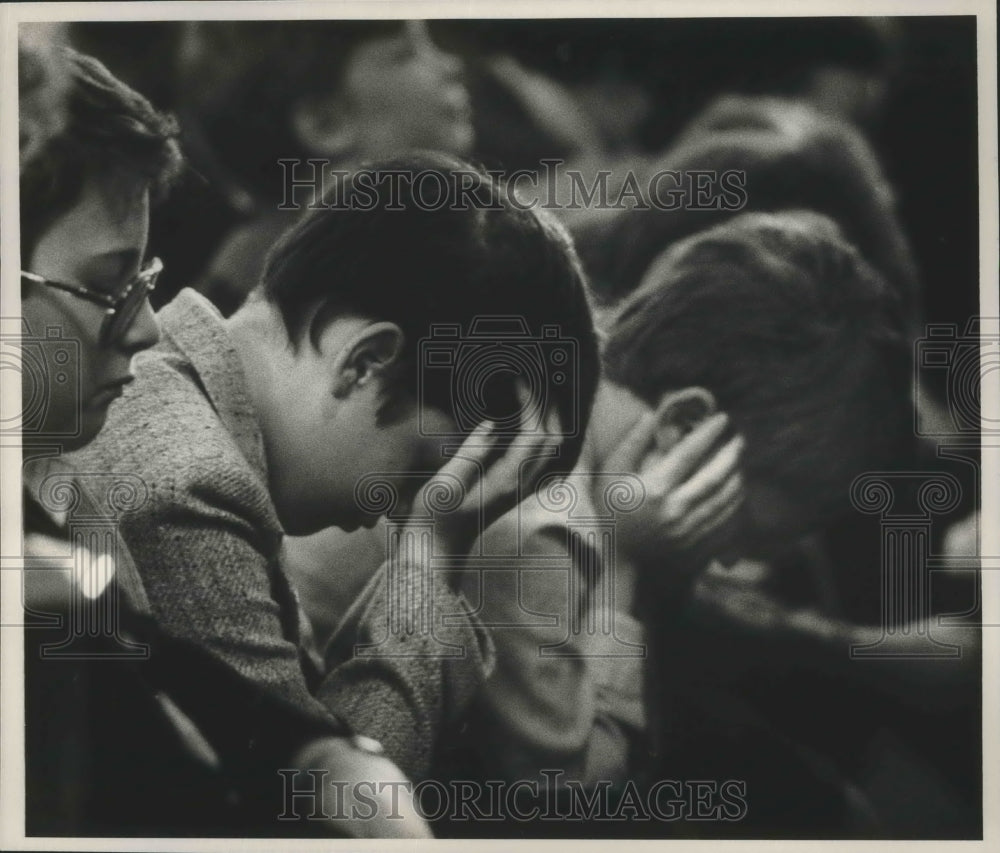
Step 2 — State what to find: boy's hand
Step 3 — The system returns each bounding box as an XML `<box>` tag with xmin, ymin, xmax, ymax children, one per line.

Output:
<box><xmin>607</xmin><ymin>411</ymin><xmax>746</xmax><ymax>590</ymax></box>
<box><xmin>406</xmin><ymin>381</ymin><xmax>564</xmax><ymax>560</ymax></box>
<box><xmin>290</xmin><ymin>736</ymin><xmax>432</xmax><ymax>838</ymax></box>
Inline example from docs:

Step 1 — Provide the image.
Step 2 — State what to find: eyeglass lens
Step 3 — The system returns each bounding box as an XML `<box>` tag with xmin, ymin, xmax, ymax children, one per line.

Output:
<box><xmin>104</xmin><ymin>267</ymin><xmax>158</xmax><ymax>343</ymax></box>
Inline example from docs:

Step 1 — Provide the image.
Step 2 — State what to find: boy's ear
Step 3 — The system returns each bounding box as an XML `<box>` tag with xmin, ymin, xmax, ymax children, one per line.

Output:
<box><xmin>291</xmin><ymin>93</ymin><xmax>356</xmax><ymax>159</ymax></box>
<box><xmin>330</xmin><ymin>322</ymin><xmax>405</xmax><ymax>398</ymax></box>
<box><xmin>652</xmin><ymin>387</ymin><xmax>718</xmax><ymax>451</ymax></box>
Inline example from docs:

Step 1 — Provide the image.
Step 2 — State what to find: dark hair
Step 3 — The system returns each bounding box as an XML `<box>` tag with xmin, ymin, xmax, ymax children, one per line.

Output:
<box><xmin>584</xmin><ymin>101</ymin><xmax>921</xmax><ymax>333</ymax></box>
<box><xmin>19</xmin><ymin>47</ymin><xmax>182</xmax><ymax>261</ymax></box>
<box><xmin>603</xmin><ymin>211</ymin><xmax>911</xmax><ymax>520</ymax></box>
<box><xmin>178</xmin><ymin>20</ymin><xmax>405</xmax><ymax>203</ymax></box>
<box><xmin>259</xmin><ymin>153</ymin><xmax>600</xmax><ymax>469</ymax></box>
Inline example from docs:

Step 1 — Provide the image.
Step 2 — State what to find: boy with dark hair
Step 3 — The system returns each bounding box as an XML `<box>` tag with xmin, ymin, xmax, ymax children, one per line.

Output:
<box><xmin>74</xmin><ymin>154</ymin><xmax>601</xmax><ymax>782</ymax></box>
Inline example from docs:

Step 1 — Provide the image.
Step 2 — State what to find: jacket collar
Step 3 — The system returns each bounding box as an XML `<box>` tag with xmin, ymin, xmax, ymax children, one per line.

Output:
<box><xmin>155</xmin><ymin>289</ymin><xmax>269</xmax><ymax>481</ymax></box>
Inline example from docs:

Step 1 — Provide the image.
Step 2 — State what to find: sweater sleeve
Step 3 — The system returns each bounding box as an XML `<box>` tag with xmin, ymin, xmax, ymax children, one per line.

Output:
<box><xmin>116</xmin><ymin>455</ymin><xmax>335</xmax><ymax>723</ymax></box>
<box><xmin>318</xmin><ymin>556</ymin><xmax>494</xmax><ymax>781</ymax></box>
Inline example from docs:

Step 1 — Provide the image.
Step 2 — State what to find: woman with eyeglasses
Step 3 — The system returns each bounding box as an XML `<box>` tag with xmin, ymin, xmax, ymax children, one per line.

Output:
<box><xmin>19</xmin><ymin>49</ymin><xmax>168</xmax><ymax>448</ymax></box>
<box><xmin>19</xmin><ymin>37</ymin><xmax>203</xmax><ymax>836</ymax></box>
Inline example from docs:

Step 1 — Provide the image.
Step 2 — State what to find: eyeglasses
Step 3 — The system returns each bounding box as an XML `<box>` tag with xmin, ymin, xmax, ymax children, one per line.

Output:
<box><xmin>21</xmin><ymin>257</ymin><xmax>163</xmax><ymax>345</ymax></box>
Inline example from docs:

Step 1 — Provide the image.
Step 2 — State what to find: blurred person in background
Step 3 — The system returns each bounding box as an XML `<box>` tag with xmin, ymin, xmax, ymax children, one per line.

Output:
<box><xmin>573</xmin><ymin>94</ymin><xmax>920</xmax><ymax>321</ymax></box>
<box><xmin>437</xmin><ymin>17</ymin><xmax>899</xmax><ymax>164</ymax></box>
<box><xmin>431</xmin><ymin>18</ymin><xmax>975</xmax><ymax>451</ymax></box>
<box><xmin>18</xmin><ymin>25</ymin><xmax>70</xmax><ymax>169</ymax></box>
<box><xmin>424</xmin><ymin>19</ymin><xmax>900</xmax><ymax>247</ymax></box>
<box><xmin>18</xmin><ymin>38</ymin><xmax>429</xmax><ymax>838</ymax></box>
<box><xmin>176</xmin><ymin>19</ymin><xmax>472</xmax><ymax>317</ymax></box>
<box><xmin>566</xmin><ymin>89</ymin><xmax>979</xmax><ymax>455</ymax></box>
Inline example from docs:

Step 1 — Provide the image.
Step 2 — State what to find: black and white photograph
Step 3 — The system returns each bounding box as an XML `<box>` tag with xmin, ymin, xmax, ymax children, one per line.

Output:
<box><xmin>1</xmin><ymin>1</ymin><xmax>996</xmax><ymax>847</ymax></box>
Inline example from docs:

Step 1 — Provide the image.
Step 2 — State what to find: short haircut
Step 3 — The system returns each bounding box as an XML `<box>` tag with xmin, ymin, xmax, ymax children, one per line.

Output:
<box><xmin>603</xmin><ymin>211</ymin><xmax>912</xmax><ymax>520</ymax></box>
<box><xmin>179</xmin><ymin>20</ymin><xmax>405</xmax><ymax>201</ymax></box>
<box><xmin>19</xmin><ymin>47</ymin><xmax>182</xmax><ymax>261</ymax></box>
<box><xmin>259</xmin><ymin>153</ymin><xmax>601</xmax><ymax>469</ymax></box>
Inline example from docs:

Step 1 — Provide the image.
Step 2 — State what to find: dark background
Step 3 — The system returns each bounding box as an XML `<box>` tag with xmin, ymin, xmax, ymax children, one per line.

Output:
<box><xmin>67</xmin><ymin>16</ymin><xmax>983</xmax><ymax>329</ymax></box>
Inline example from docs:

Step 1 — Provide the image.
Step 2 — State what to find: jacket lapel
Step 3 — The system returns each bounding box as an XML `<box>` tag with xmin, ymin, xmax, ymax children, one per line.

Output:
<box><xmin>155</xmin><ymin>289</ymin><xmax>270</xmax><ymax>484</ymax></box>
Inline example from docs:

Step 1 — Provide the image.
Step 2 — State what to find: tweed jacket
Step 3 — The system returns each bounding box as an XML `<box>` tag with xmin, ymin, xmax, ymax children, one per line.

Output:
<box><xmin>72</xmin><ymin>289</ymin><xmax>493</xmax><ymax>779</ymax></box>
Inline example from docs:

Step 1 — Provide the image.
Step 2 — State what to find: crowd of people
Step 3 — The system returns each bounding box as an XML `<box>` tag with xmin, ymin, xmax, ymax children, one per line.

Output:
<box><xmin>16</xmin><ymin>17</ymin><xmax>982</xmax><ymax>839</ymax></box>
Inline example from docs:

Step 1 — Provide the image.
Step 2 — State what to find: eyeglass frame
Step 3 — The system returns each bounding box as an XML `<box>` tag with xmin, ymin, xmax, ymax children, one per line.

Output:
<box><xmin>20</xmin><ymin>256</ymin><xmax>163</xmax><ymax>345</ymax></box>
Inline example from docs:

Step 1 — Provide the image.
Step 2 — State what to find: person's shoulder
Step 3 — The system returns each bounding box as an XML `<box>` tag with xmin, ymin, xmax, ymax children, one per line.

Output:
<box><xmin>71</xmin><ymin>347</ymin><xmax>266</xmax><ymax>520</ymax></box>
<box><xmin>125</xmin><ymin>345</ymin><xmax>209</xmax><ymax>420</ymax></box>
<box><xmin>79</xmin><ymin>348</ymin><xmax>220</xmax><ymax>461</ymax></box>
